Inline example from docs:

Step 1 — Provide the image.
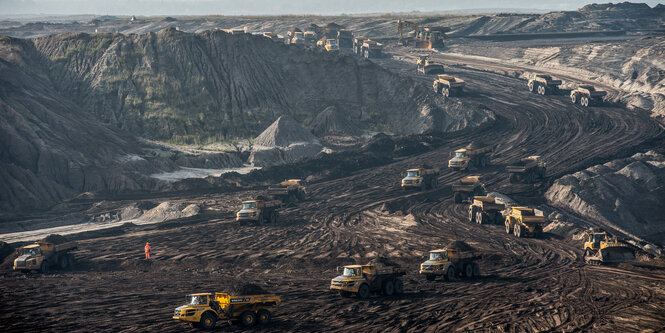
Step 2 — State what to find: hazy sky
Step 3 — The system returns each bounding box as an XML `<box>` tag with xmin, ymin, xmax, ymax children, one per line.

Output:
<box><xmin>2</xmin><ymin>0</ymin><xmax>664</xmax><ymax>16</ymax></box>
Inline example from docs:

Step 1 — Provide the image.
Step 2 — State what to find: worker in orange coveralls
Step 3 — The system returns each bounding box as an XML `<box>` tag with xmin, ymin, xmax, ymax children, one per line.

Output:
<box><xmin>145</xmin><ymin>242</ymin><xmax>151</xmax><ymax>259</ymax></box>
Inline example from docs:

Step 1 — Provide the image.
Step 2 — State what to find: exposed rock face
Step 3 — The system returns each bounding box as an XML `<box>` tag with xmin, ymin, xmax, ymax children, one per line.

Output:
<box><xmin>545</xmin><ymin>151</ymin><xmax>665</xmax><ymax>246</ymax></box>
<box><xmin>309</xmin><ymin>106</ymin><xmax>360</xmax><ymax>137</ymax></box>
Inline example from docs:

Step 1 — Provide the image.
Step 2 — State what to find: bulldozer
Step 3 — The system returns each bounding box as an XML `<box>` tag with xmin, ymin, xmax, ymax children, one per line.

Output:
<box><xmin>330</xmin><ymin>260</ymin><xmax>405</xmax><ymax>299</ymax></box>
<box><xmin>468</xmin><ymin>196</ymin><xmax>505</xmax><ymax>225</ymax></box>
<box><xmin>570</xmin><ymin>85</ymin><xmax>607</xmax><ymax>107</ymax></box>
<box><xmin>433</xmin><ymin>74</ymin><xmax>465</xmax><ymax>97</ymax></box>
<box><xmin>417</xmin><ymin>56</ymin><xmax>445</xmax><ymax>74</ymax></box>
<box><xmin>504</xmin><ymin>207</ymin><xmax>546</xmax><ymax>238</ymax></box>
<box><xmin>527</xmin><ymin>74</ymin><xmax>562</xmax><ymax>95</ymax></box>
<box><xmin>583</xmin><ymin>229</ymin><xmax>635</xmax><ymax>264</ymax></box>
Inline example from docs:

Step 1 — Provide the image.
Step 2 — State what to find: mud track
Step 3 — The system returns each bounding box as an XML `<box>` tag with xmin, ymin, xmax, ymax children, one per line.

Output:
<box><xmin>1</xmin><ymin>50</ymin><xmax>665</xmax><ymax>332</ymax></box>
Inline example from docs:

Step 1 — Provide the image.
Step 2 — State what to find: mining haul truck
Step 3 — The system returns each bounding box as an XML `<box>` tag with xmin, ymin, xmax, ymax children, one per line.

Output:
<box><xmin>13</xmin><ymin>235</ymin><xmax>77</xmax><ymax>273</ymax></box>
<box><xmin>433</xmin><ymin>74</ymin><xmax>464</xmax><ymax>97</ymax></box>
<box><xmin>468</xmin><ymin>196</ymin><xmax>505</xmax><ymax>225</ymax></box>
<box><xmin>448</xmin><ymin>142</ymin><xmax>492</xmax><ymax>171</ymax></box>
<box><xmin>507</xmin><ymin>156</ymin><xmax>546</xmax><ymax>183</ymax></box>
<box><xmin>173</xmin><ymin>292</ymin><xmax>280</xmax><ymax>330</ymax></box>
<box><xmin>267</xmin><ymin>179</ymin><xmax>306</xmax><ymax>204</ymax></box>
<box><xmin>583</xmin><ymin>229</ymin><xmax>635</xmax><ymax>265</ymax></box>
<box><xmin>504</xmin><ymin>207</ymin><xmax>546</xmax><ymax>238</ymax></box>
<box><xmin>420</xmin><ymin>241</ymin><xmax>481</xmax><ymax>281</ymax></box>
<box><xmin>452</xmin><ymin>176</ymin><xmax>485</xmax><ymax>203</ymax></box>
<box><xmin>330</xmin><ymin>261</ymin><xmax>405</xmax><ymax>299</ymax></box>
<box><xmin>570</xmin><ymin>85</ymin><xmax>606</xmax><ymax>107</ymax></box>
<box><xmin>417</xmin><ymin>56</ymin><xmax>445</xmax><ymax>74</ymax></box>
<box><xmin>361</xmin><ymin>40</ymin><xmax>383</xmax><ymax>58</ymax></box>
<box><xmin>528</xmin><ymin>74</ymin><xmax>562</xmax><ymax>95</ymax></box>
<box><xmin>401</xmin><ymin>168</ymin><xmax>439</xmax><ymax>190</ymax></box>
<box><xmin>236</xmin><ymin>199</ymin><xmax>281</xmax><ymax>224</ymax></box>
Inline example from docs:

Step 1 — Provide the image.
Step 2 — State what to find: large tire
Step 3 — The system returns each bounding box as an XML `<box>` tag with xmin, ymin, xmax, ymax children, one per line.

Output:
<box><xmin>433</xmin><ymin>82</ymin><xmax>440</xmax><ymax>93</ymax></box>
<box><xmin>469</xmin><ymin>206</ymin><xmax>477</xmax><ymax>223</ymax></box>
<box><xmin>581</xmin><ymin>96</ymin><xmax>589</xmax><ymax>107</ymax></box>
<box><xmin>58</xmin><ymin>255</ymin><xmax>68</xmax><ymax>269</ymax></box>
<box><xmin>571</xmin><ymin>94</ymin><xmax>577</xmax><ymax>104</ymax></box>
<box><xmin>528</xmin><ymin>82</ymin><xmax>535</xmax><ymax>92</ymax></box>
<box><xmin>257</xmin><ymin>309</ymin><xmax>272</xmax><ymax>325</ymax></box>
<box><xmin>454</xmin><ymin>192</ymin><xmax>463</xmax><ymax>204</ymax></box>
<box><xmin>534</xmin><ymin>225</ymin><xmax>543</xmax><ymax>238</ymax></box>
<box><xmin>476</xmin><ymin>211</ymin><xmax>485</xmax><ymax>225</ymax></box>
<box><xmin>40</xmin><ymin>261</ymin><xmax>49</xmax><ymax>274</ymax></box>
<box><xmin>505</xmin><ymin>219</ymin><xmax>512</xmax><ymax>234</ymax></box>
<box><xmin>431</xmin><ymin>178</ymin><xmax>438</xmax><ymax>189</ymax></box>
<box><xmin>473</xmin><ymin>263</ymin><xmax>480</xmax><ymax>277</ymax></box>
<box><xmin>67</xmin><ymin>254</ymin><xmax>75</xmax><ymax>268</ymax></box>
<box><xmin>274</xmin><ymin>211</ymin><xmax>280</xmax><ymax>224</ymax></box>
<box><xmin>443</xmin><ymin>88</ymin><xmax>450</xmax><ymax>97</ymax></box>
<box><xmin>514</xmin><ymin>223</ymin><xmax>523</xmax><ymax>238</ymax></box>
<box><xmin>257</xmin><ymin>213</ymin><xmax>264</xmax><ymax>225</ymax></box>
<box><xmin>200</xmin><ymin>312</ymin><xmax>217</xmax><ymax>330</ymax></box>
<box><xmin>241</xmin><ymin>311</ymin><xmax>256</xmax><ymax>327</ymax></box>
<box><xmin>445</xmin><ymin>266</ymin><xmax>455</xmax><ymax>281</ymax></box>
<box><xmin>426</xmin><ymin>274</ymin><xmax>435</xmax><ymax>281</ymax></box>
<box><xmin>383</xmin><ymin>280</ymin><xmax>395</xmax><ymax>296</ymax></box>
<box><xmin>464</xmin><ymin>263</ymin><xmax>473</xmax><ymax>278</ymax></box>
<box><xmin>357</xmin><ymin>284</ymin><xmax>370</xmax><ymax>299</ymax></box>
<box><xmin>270</xmin><ymin>211</ymin><xmax>277</xmax><ymax>224</ymax></box>
<box><xmin>394</xmin><ymin>279</ymin><xmax>404</xmax><ymax>294</ymax></box>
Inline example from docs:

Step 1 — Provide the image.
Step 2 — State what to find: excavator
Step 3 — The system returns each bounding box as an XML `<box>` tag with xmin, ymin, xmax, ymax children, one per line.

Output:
<box><xmin>397</xmin><ymin>20</ymin><xmax>449</xmax><ymax>49</ymax></box>
<box><xmin>583</xmin><ymin>229</ymin><xmax>635</xmax><ymax>264</ymax></box>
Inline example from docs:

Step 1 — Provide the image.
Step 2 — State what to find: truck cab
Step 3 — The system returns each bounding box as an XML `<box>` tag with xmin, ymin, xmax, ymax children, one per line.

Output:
<box><xmin>325</xmin><ymin>39</ymin><xmax>339</xmax><ymax>53</ymax></box>
<box><xmin>236</xmin><ymin>200</ymin><xmax>260</xmax><ymax>222</ymax></box>
<box><xmin>448</xmin><ymin>149</ymin><xmax>470</xmax><ymax>170</ymax></box>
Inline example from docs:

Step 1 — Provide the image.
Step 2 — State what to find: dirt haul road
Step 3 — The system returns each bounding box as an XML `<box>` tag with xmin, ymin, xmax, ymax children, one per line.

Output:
<box><xmin>2</xmin><ymin>50</ymin><xmax>665</xmax><ymax>332</ymax></box>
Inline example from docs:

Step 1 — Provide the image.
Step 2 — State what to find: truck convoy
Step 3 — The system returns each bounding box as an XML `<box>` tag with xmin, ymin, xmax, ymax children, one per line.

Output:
<box><xmin>528</xmin><ymin>74</ymin><xmax>562</xmax><ymax>95</ymax></box>
<box><xmin>452</xmin><ymin>176</ymin><xmax>485</xmax><ymax>203</ymax></box>
<box><xmin>236</xmin><ymin>199</ymin><xmax>281</xmax><ymax>224</ymax></box>
<box><xmin>417</xmin><ymin>56</ymin><xmax>444</xmax><ymax>74</ymax></box>
<box><xmin>507</xmin><ymin>156</ymin><xmax>546</xmax><ymax>183</ymax></box>
<box><xmin>570</xmin><ymin>85</ymin><xmax>607</xmax><ymax>107</ymax></box>
<box><xmin>433</xmin><ymin>74</ymin><xmax>465</xmax><ymax>97</ymax></box>
<box><xmin>173</xmin><ymin>292</ymin><xmax>280</xmax><ymax>329</ymax></box>
<box><xmin>267</xmin><ymin>179</ymin><xmax>307</xmax><ymax>204</ymax></box>
<box><xmin>468</xmin><ymin>196</ymin><xmax>505</xmax><ymax>225</ymax></box>
<box><xmin>583</xmin><ymin>229</ymin><xmax>635</xmax><ymax>264</ymax></box>
<box><xmin>504</xmin><ymin>207</ymin><xmax>546</xmax><ymax>238</ymax></box>
<box><xmin>330</xmin><ymin>260</ymin><xmax>405</xmax><ymax>299</ymax></box>
<box><xmin>13</xmin><ymin>235</ymin><xmax>77</xmax><ymax>273</ymax></box>
<box><xmin>401</xmin><ymin>167</ymin><xmax>439</xmax><ymax>190</ymax></box>
<box><xmin>419</xmin><ymin>241</ymin><xmax>481</xmax><ymax>281</ymax></box>
<box><xmin>448</xmin><ymin>142</ymin><xmax>492</xmax><ymax>171</ymax></box>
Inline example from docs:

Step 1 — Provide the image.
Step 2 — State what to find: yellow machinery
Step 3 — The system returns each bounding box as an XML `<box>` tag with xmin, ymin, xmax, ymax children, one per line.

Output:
<box><xmin>452</xmin><ymin>176</ymin><xmax>485</xmax><ymax>203</ymax></box>
<box><xmin>13</xmin><ymin>237</ymin><xmax>77</xmax><ymax>273</ymax></box>
<box><xmin>173</xmin><ymin>292</ymin><xmax>280</xmax><ymax>329</ymax></box>
<box><xmin>236</xmin><ymin>199</ymin><xmax>281</xmax><ymax>224</ymax></box>
<box><xmin>353</xmin><ymin>36</ymin><xmax>368</xmax><ymax>55</ymax></box>
<box><xmin>448</xmin><ymin>142</ymin><xmax>492</xmax><ymax>171</ymax></box>
<box><xmin>583</xmin><ymin>230</ymin><xmax>635</xmax><ymax>264</ymax></box>
<box><xmin>433</xmin><ymin>74</ymin><xmax>465</xmax><ymax>97</ymax></box>
<box><xmin>468</xmin><ymin>196</ymin><xmax>505</xmax><ymax>224</ymax></box>
<box><xmin>504</xmin><ymin>207</ymin><xmax>546</xmax><ymax>238</ymax></box>
<box><xmin>507</xmin><ymin>156</ymin><xmax>546</xmax><ymax>183</ymax></box>
<box><xmin>570</xmin><ymin>85</ymin><xmax>607</xmax><ymax>107</ymax></box>
<box><xmin>528</xmin><ymin>74</ymin><xmax>562</xmax><ymax>95</ymax></box>
<box><xmin>417</xmin><ymin>56</ymin><xmax>445</xmax><ymax>74</ymax></box>
<box><xmin>420</xmin><ymin>241</ymin><xmax>481</xmax><ymax>281</ymax></box>
<box><xmin>318</xmin><ymin>38</ymin><xmax>339</xmax><ymax>53</ymax></box>
<box><xmin>361</xmin><ymin>40</ymin><xmax>383</xmax><ymax>59</ymax></box>
<box><xmin>330</xmin><ymin>262</ymin><xmax>405</xmax><ymax>299</ymax></box>
<box><xmin>397</xmin><ymin>20</ymin><xmax>449</xmax><ymax>49</ymax></box>
<box><xmin>267</xmin><ymin>179</ymin><xmax>307</xmax><ymax>204</ymax></box>
<box><xmin>401</xmin><ymin>168</ymin><xmax>439</xmax><ymax>190</ymax></box>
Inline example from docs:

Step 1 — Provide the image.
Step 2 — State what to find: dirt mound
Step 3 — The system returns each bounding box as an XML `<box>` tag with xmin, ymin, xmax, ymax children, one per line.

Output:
<box><xmin>138</xmin><ymin>202</ymin><xmax>200</xmax><ymax>223</ymax></box>
<box><xmin>0</xmin><ymin>241</ymin><xmax>13</xmax><ymax>263</ymax></box>
<box><xmin>40</xmin><ymin>234</ymin><xmax>70</xmax><ymax>244</ymax></box>
<box><xmin>309</xmin><ymin>106</ymin><xmax>360</xmax><ymax>137</ymax></box>
<box><xmin>254</xmin><ymin>116</ymin><xmax>319</xmax><ymax>148</ymax></box>
<box><xmin>466</xmin><ymin>141</ymin><xmax>486</xmax><ymax>150</ymax></box>
<box><xmin>229</xmin><ymin>283</ymin><xmax>269</xmax><ymax>296</ymax></box>
<box><xmin>445</xmin><ymin>240</ymin><xmax>475</xmax><ymax>251</ymax></box>
<box><xmin>367</xmin><ymin>257</ymin><xmax>399</xmax><ymax>267</ymax></box>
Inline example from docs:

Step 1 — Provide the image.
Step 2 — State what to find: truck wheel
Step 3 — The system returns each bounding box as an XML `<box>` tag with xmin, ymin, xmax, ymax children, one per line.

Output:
<box><xmin>454</xmin><ymin>192</ymin><xmax>463</xmax><ymax>204</ymax></box>
<box><xmin>394</xmin><ymin>279</ymin><xmax>404</xmax><ymax>294</ymax></box>
<box><xmin>426</xmin><ymin>274</ymin><xmax>435</xmax><ymax>281</ymax></box>
<box><xmin>445</xmin><ymin>267</ymin><xmax>455</xmax><ymax>281</ymax></box>
<box><xmin>431</xmin><ymin>178</ymin><xmax>438</xmax><ymax>189</ymax></box>
<box><xmin>476</xmin><ymin>211</ymin><xmax>484</xmax><ymax>225</ymax></box>
<box><xmin>535</xmin><ymin>225</ymin><xmax>543</xmax><ymax>238</ymax></box>
<box><xmin>581</xmin><ymin>96</ymin><xmax>589</xmax><ymax>107</ymax></box>
<box><xmin>257</xmin><ymin>213</ymin><xmax>264</xmax><ymax>225</ymax></box>
<box><xmin>241</xmin><ymin>311</ymin><xmax>256</xmax><ymax>327</ymax></box>
<box><xmin>67</xmin><ymin>254</ymin><xmax>75</xmax><ymax>268</ymax></box>
<box><xmin>58</xmin><ymin>255</ymin><xmax>68</xmax><ymax>269</ymax></box>
<box><xmin>200</xmin><ymin>312</ymin><xmax>217</xmax><ymax>330</ymax></box>
<box><xmin>270</xmin><ymin>211</ymin><xmax>277</xmax><ymax>224</ymax></box>
<box><xmin>571</xmin><ymin>94</ymin><xmax>577</xmax><ymax>104</ymax></box>
<box><xmin>257</xmin><ymin>309</ymin><xmax>272</xmax><ymax>325</ymax></box>
<box><xmin>528</xmin><ymin>82</ymin><xmax>535</xmax><ymax>92</ymax></box>
<box><xmin>505</xmin><ymin>219</ymin><xmax>512</xmax><ymax>234</ymax></box>
<box><xmin>469</xmin><ymin>206</ymin><xmax>477</xmax><ymax>223</ymax></box>
<box><xmin>473</xmin><ymin>263</ymin><xmax>480</xmax><ymax>277</ymax></box>
<box><xmin>40</xmin><ymin>261</ymin><xmax>49</xmax><ymax>274</ymax></box>
<box><xmin>274</xmin><ymin>211</ymin><xmax>280</xmax><ymax>224</ymax></box>
<box><xmin>442</xmin><ymin>88</ymin><xmax>450</xmax><ymax>97</ymax></box>
<box><xmin>464</xmin><ymin>263</ymin><xmax>473</xmax><ymax>278</ymax></box>
<box><xmin>357</xmin><ymin>284</ymin><xmax>370</xmax><ymax>299</ymax></box>
<box><xmin>514</xmin><ymin>223</ymin><xmax>523</xmax><ymax>238</ymax></box>
<box><xmin>383</xmin><ymin>280</ymin><xmax>395</xmax><ymax>296</ymax></box>
<box><xmin>537</xmin><ymin>85</ymin><xmax>543</xmax><ymax>95</ymax></box>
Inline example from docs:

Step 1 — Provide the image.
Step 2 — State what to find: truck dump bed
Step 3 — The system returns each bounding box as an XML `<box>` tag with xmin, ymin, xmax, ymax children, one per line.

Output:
<box><xmin>507</xmin><ymin>159</ymin><xmax>538</xmax><ymax>173</ymax></box>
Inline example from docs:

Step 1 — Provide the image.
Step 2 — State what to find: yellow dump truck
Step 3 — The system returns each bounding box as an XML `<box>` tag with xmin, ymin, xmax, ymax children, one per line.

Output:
<box><xmin>13</xmin><ymin>236</ymin><xmax>77</xmax><ymax>273</ymax></box>
<box><xmin>330</xmin><ymin>262</ymin><xmax>405</xmax><ymax>299</ymax></box>
<box><xmin>401</xmin><ymin>168</ymin><xmax>439</xmax><ymax>190</ymax></box>
<box><xmin>504</xmin><ymin>207</ymin><xmax>546</xmax><ymax>238</ymax></box>
<box><xmin>361</xmin><ymin>40</ymin><xmax>383</xmax><ymax>58</ymax></box>
<box><xmin>420</xmin><ymin>241</ymin><xmax>481</xmax><ymax>281</ymax></box>
<box><xmin>507</xmin><ymin>156</ymin><xmax>546</xmax><ymax>183</ymax></box>
<box><xmin>337</xmin><ymin>29</ymin><xmax>354</xmax><ymax>49</ymax></box>
<box><xmin>448</xmin><ymin>142</ymin><xmax>492</xmax><ymax>171</ymax></box>
<box><xmin>236</xmin><ymin>199</ymin><xmax>281</xmax><ymax>224</ymax></box>
<box><xmin>583</xmin><ymin>230</ymin><xmax>635</xmax><ymax>264</ymax></box>
<box><xmin>417</xmin><ymin>56</ymin><xmax>444</xmax><ymax>74</ymax></box>
<box><xmin>433</xmin><ymin>74</ymin><xmax>465</xmax><ymax>97</ymax></box>
<box><xmin>267</xmin><ymin>179</ymin><xmax>307</xmax><ymax>204</ymax></box>
<box><xmin>317</xmin><ymin>38</ymin><xmax>339</xmax><ymax>53</ymax></box>
<box><xmin>353</xmin><ymin>36</ymin><xmax>368</xmax><ymax>55</ymax></box>
<box><xmin>452</xmin><ymin>176</ymin><xmax>485</xmax><ymax>203</ymax></box>
<box><xmin>528</xmin><ymin>74</ymin><xmax>562</xmax><ymax>95</ymax></box>
<box><xmin>570</xmin><ymin>85</ymin><xmax>606</xmax><ymax>107</ymax></box>
<box><xmin>303</xmin><ymin>31</ymin><xmax>317</xmax><ymax>46</ymax></box>
<box><xmin>468</xmin><ymin>196</ymin><xmax>505</xmax><ymax>224</ymax></box>
<box><xmin>173</xmin><ymin>292</ymin><xmax>280</xmax><ymax>330</ymax></box>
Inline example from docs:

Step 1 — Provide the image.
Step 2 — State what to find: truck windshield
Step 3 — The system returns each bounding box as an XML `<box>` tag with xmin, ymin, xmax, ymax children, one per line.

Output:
<box><xmin>242</xmin><ymin>202</ymin><xmax>256</xmax><ymax>210</ymax></box>
<box><xmin>188</xmin><ymin>295</ymin><xmax>208</xmax><ymax>305</ymax></box>
<box><xmin>23</xmin><ymin>248</ymin><xmax>41</xmax><ymax>256</ymax></box>
<box><xmin>343</xmin><ymin>267</ymin><xmax>361</xmax><ymax>277</ymax></box>
<box><xmin>406</xmin><ymin>171</ymin><xmax>419</xmax><ymax>177</ymax></box>
<box><xmin>429</xmin><ymin>252</ymin><xmax>447</xmax><ymax>261</ymax></box>
<box><xmin>329</xmin><ymin>40</ymin><xmax>338</xmax><ymax>47</ymax></box>
<box><xmin>455</xmin><ymin>152</ymin><xmax>467</xmax><ymax>158</ymax></box>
